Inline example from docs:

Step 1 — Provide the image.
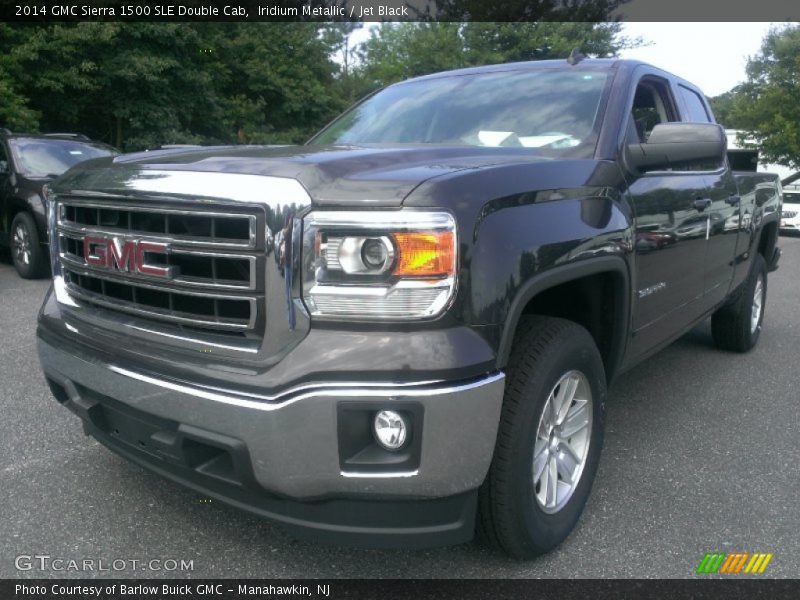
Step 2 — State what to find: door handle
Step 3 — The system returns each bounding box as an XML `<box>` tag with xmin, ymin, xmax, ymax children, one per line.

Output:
<box><xmin>694</xmin><ymin>197</ymin><xmax>712</xmax><ymax>212</ymax></box>
<box><xmin>725</xmin><ymin>194</ymin><xmax>740</xmax><ymax>205</ymax></box>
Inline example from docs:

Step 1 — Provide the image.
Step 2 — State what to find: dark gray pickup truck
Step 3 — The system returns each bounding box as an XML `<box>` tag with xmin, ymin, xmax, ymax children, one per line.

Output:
<box><xmin>37</xmin><ymin>58</ymin><xmax>782</xmax><ymax>558</ymax></box>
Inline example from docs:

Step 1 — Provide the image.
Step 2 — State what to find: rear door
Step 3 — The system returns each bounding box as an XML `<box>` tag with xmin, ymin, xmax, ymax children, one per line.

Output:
<box><xmin>676</xmin><ymin>84</ymin><xmax>741</xmax><ymax>309</ymax></box>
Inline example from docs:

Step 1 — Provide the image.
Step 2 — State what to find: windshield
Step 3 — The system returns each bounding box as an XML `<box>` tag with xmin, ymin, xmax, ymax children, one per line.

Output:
<box><xmin>312</xmin><ymin>67</ymin><xmax>611</xmax><ymax>154</ymax></box>
<box><xmin>9</xmin><ymin>138</ymin><xmax>116</xmax><ymax>178</ymax></box>
<box><xmin>784</xmin><ymin>191</ymin><xmax>800</xmax><ymax>205</ymax></box>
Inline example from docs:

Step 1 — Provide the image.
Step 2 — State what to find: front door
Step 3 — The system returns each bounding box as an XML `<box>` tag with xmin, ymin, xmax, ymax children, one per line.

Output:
<box><xmin>625</xmin><ymin>74</ymin><xmax>710</xmax><ymax>359</ymax></box>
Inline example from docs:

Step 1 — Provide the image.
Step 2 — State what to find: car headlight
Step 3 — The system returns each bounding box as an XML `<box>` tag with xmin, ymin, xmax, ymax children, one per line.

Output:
<box><xmin>301</xmin><ymin>211</ymin><xmax>457</xmax><ymax>320</ymax></box>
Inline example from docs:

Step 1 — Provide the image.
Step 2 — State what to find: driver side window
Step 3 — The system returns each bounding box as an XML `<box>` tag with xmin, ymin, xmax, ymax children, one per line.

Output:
<box><xmin>629</xmin><ymin>78</ymin><xmax>678</xmax><ymax>143</ymax></box>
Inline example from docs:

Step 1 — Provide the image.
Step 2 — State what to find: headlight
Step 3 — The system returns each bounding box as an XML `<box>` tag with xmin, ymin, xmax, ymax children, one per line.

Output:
<box><xmin>301</xmin><ymin>211</ymin><xmax>457</xmax><ymax>320</ymax></box>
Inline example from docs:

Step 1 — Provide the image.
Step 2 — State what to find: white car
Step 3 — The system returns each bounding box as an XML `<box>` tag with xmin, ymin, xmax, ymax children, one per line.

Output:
<box><xmin>781</xmin><ymin>188</ymin><xmax>800</xmax><ymax>233</ymax></box>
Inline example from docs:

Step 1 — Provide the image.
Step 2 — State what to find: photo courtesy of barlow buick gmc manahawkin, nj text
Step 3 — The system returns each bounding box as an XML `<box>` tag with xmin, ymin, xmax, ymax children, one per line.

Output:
<box><xmin>35</xmin><ymin>56</ymin><xmax>782</xmax><ymax>558</ymax></box>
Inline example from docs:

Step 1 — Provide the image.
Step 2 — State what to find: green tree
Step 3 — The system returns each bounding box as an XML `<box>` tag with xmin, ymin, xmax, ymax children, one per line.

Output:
<box><xmin>355</xmin><ymin>22</ymin><xmax>639</xmax><ymax>91</ymax></box>
<box><xmin>0</xmin><ymin>23</ymin><xmax>346</xmax><ymax>150</ymax></box>
<box><xmin>356</xmin><ymin>23</ymin><xmax>464</xmax><ymax>89</ymax></box>
<box><xmin>708</xmin><ymin>88</ymin><xmax>744</xmax><ymax>129</ymax></box>
<box><xmin>462</xmin><ymin>22</ymin><xmax>633</xmax><ymax>64</ymax></box>
<box><xmin>0</xmin><ymin>25</ymin><xmax>40</xmax><ymax>130</ymax></box>
<box><xmin>730</xmin><ymin>25</ymin><xmax>800</xmax><ymax>170</ymax></box>
<box><xmin>203</xmin><ymin>23</ymin><xmax>344</xmax><ymax>144</ymax></box>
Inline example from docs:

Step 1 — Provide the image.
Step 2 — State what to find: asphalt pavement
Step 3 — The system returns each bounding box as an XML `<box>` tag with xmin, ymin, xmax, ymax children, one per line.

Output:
<box><xmin>1</xmin><ymin>236</ymin><xmax>798</xmax><ymax>579</ymax></box>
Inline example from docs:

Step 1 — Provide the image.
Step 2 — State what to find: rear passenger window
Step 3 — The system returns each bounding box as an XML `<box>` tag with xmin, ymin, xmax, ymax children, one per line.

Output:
<box><xmin>679</xmin><ymin>86</ymin><xmax>711</xmax><ymax>123</ymax></box>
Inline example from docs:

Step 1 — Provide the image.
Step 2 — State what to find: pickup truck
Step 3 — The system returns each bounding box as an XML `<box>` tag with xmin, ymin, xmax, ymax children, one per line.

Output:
<box><xmin>36</xmin><ymin>58</ymin><xmax>782</xmax><ymax>559</ymax></box>
<box><xmin>0</xmin><ymin>130</ymin><xmax>117</xmax><ymax>278</ymax></box>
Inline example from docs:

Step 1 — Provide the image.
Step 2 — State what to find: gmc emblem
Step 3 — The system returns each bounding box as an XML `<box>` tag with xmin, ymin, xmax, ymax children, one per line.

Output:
<box><xmin>83</xmin><ymin>236</ymin><xmax>172</xmax><ymax>278</ymax></box>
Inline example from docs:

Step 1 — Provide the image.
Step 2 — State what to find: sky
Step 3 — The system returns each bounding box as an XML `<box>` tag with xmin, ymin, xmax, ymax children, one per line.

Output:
<box><xmin>349</xmin><ymin>22</ymin><xmax>790</xmax><ymax>97</ymax></box>
<box><xmin>618</xmin><ymin>22</ymin><xmax>783</xmax><ymax>96</ymax></box>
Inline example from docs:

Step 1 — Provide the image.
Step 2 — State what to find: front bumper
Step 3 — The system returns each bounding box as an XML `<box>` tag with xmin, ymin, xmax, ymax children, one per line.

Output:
<box><xmin>780</xmin><ymin>210</ymin><xmax>800</xmax><ymax>231</ymax></box>
<box><xmin>779</xmin><ymin>216</ymin><xmax>800</xmax><ymax>231</ymax></box>
<box><xmin>37</xmin><ymin>335</ymin><xmax>505</xmax><ymax>547</ymax></box>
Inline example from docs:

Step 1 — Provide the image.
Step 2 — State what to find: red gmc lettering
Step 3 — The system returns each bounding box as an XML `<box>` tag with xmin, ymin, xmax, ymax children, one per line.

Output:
<box><xmin>136</xmin><ymin>242</ymin><xmax>170</xmax><ymax>277</ymax></box>
<box><xmin>83</xmin><ymin>235</ymin><xmax>108</xmax><ymax>268</ymax></box>
<box><xmin>109</xmin><ymin>239</ymin><xmax>136</xmax><ymax>272</ymax></box>
<box><xmin>82</xmin><ymin>237</ymin><xmax>169</xmax><ymax>277</ymax></box>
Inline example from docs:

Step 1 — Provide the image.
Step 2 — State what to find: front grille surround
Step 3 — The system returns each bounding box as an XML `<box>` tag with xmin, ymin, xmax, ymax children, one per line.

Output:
<box><xmin>55</xmin><ymin>196</ymin><xmax>265</xmax><ymax>338</ymax></box>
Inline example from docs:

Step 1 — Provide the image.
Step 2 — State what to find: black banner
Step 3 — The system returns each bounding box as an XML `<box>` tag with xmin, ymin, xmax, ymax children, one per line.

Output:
<box><xmin>2</xmin><ymin>0</ymin><xmax>800</xmax><ymax>22</ymax></box>
<box><xmin>4</xmin><ymin>579</ymin><xmax>800</xmax><ymax>600</ymax></box>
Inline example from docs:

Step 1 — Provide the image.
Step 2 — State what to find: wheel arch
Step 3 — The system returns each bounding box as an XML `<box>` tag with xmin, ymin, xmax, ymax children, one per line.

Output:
<box><xmin>756</xmin><ymin>219</ymin><xmax>779</xmax><ymax>269</ymax></box>
<box><xmin>495</xmin><ymin>256</ymin><xmax>631</xmax><ymax>382</ymax></box>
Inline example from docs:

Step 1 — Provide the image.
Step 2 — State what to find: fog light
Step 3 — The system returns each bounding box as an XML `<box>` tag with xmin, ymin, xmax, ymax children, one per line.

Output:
<box><xmin>373</xmin><ymin>410</ymin><xmax>407</xmax><ymax>451</ymax></box>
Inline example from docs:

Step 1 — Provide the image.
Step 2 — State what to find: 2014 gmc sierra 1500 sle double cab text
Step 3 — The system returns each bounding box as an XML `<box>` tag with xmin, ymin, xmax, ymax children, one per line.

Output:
<box><xmin>36</xmin><ymin>58</ymin><xmax>782</xmax><ymax>559</ymax></box>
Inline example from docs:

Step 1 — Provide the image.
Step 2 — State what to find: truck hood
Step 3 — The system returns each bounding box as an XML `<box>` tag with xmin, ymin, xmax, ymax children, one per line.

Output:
<box><xmin>53</xmin><ymin>144</ymin><xmax>552</xmax><ymax>207</ymax></box>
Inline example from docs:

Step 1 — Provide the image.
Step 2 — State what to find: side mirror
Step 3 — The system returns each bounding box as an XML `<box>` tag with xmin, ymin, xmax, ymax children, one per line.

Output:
<box><xmin>0</xmin><ymin>160</ymin><xmax>8</xmax><ymax>176</ymax></box>
<box><xmin>626</xmin><ymin>123</ymin><xmax>726</xmax><ymax>173</ymax></box>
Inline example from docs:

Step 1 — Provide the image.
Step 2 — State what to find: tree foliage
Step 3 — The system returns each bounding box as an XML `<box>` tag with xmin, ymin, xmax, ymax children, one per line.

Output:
<box><xmin>355</xmin><ymin>22</ymin><xmax>637</xmax><ymax>90</ymax></box>
<box><xmin>0</xmin><ymin>22</ymin><xmax>637</xmax><ymax>151</ymax></box>
<box><xmin>0</xmin><ymin>23</ymin><xmax>344</xmax><ymax>149</ymax></box>
<box><xmin>708</xmin><ymin>87</ymin><xmax>744</xmax><ymax>129</ymax></box>
<box><xmin>726</xmin><ymin>25</ymin><xmax>800</xmax><ymax>170</ymax></box>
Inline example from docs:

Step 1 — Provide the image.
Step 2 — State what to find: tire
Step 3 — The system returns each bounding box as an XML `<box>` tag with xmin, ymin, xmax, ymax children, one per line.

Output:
<box><xmin>478</xmin><ymin>316</ymin><xmax>606</xmax><ymax>558</ymax></box>
<box><xmin>10</xmin><ymin>212</ymin><xmax>48</xmax><ymax>279</ymax></box>
<box><xmin>711</xmin><ymin>254</ymin><xmax>767</xmax><ymax>353</ymax></box>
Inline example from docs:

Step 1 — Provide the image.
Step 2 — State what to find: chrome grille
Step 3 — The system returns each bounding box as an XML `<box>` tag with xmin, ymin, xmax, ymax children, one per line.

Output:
<box><xmin>59</xmin><ymin>200</ymin><xmax>257</xmax><ymax>247</ymax></box>
<box><xmin>783</xmin><ymin>210</ymin><xmax>797</xmax><ymax>219</ymax></box>
<box><xmin>56</xmin><ymin>197</ymin><xmax>264</xmax><ymax>335</ymax></box>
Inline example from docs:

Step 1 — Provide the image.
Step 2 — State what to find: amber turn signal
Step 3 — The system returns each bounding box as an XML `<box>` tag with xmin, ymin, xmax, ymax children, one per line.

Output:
<box><xmin>392</xmin><ymin>231</ymin><xmax>455</xmax><ymax>278</ymax></box>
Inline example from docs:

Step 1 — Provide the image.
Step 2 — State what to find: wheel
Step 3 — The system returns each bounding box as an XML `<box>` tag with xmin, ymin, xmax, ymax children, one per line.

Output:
<box><xmin>478</xmin><ymin>316</ymin><xmax>606</xmax><ymax>558</ymax></box>
<box><xmin>711</xmin><ymin>254</ymin><xmax>767</xmax><ymax>353</ymax></box>
<box><xmin>10</xmin><ymin>212</ymin><xmax>48</xmax><ymax>279</ymax></box>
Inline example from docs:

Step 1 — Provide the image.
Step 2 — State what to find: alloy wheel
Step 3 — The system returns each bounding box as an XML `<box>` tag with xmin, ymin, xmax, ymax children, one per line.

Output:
<box><xmin>12</xmin><ymin>222</ymin><xmax>31</xmax><ymax>266</ymax></box>
<box><xmin>533</xmin><ymin>370</ymin><xmax>593</xmax><ymax>514</ymax></box>
<box><xmin>750</xmin><ymin>274</ymin><xmax>764</xmax><ymax>334</ymax></box>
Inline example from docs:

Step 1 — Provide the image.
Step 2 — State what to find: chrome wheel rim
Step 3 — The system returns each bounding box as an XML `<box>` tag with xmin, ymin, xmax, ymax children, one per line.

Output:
<box><xmin>533</xmin><ymin>370</ymin><xmax>593</xmax><ymax>514</ymax></box>
<box><xmin>12</xmin><ymin>223</ymin><xmax>31</xmax><ymax>266</ymax></box>
<box><xmin>750</xmin><ymin>275</ymin><xmax>764</xmax><ymax>334</ymax></box>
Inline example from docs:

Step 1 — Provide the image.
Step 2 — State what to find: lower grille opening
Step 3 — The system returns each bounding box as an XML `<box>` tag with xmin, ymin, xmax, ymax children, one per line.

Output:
<box><xmin>183</xmin><ymin>440</ymin><xmax>239</xmax><ymax>485</ymax></box>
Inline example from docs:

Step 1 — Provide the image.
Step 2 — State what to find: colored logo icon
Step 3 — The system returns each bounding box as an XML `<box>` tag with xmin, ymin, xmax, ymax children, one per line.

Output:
<box><xmin>697</xmin><ymin>552</ymin><xmax>773</xmax><ymax>574</ymax></box>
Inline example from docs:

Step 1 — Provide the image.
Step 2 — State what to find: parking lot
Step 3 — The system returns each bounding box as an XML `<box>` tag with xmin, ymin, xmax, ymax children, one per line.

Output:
<box><xmin>1</xmin><ymin>235</ymin><xmax>798</xmax><ymax>579</ymax></box>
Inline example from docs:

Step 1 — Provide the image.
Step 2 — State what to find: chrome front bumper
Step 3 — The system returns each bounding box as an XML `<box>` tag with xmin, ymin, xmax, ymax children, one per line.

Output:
<box><xmin>37</xmin><ymin>336</ymin><xmax>505</xmax><ymax>500</ymax></box>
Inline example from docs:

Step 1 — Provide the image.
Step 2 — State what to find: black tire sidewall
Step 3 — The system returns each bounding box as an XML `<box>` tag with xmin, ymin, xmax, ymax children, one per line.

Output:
<box><xmin>506</xmin><ymin>327</ymin><xmax>606</xmax><ymax>554</ymax></box>
<box><xmin>10</xmin><ymin>212</ymin><xmax>46</xmax><ymax>279</ymax></box>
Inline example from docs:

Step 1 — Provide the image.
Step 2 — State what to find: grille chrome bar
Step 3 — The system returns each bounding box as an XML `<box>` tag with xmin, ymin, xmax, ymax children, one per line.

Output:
<box><xmin>64</xmin><ymin>267</ymin><xmax>257</xmax><ymax>331</ymax></box>
<box><xmin>58</xmin><ymin>199</ymin><xmax>258</xmax><ymax>249</ymax></box>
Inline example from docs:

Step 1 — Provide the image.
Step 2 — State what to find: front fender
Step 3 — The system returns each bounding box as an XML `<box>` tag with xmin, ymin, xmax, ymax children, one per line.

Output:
<box><xmin>468</xmin><ymin>193</ymin><xmax>633</xmax><ymax>375</ymax></box>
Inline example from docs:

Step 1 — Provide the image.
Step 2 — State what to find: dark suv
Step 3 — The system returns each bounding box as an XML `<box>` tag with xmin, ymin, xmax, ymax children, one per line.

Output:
<box><xmin>0</xmin><ymin>129</ymin><xmax>117</xmax><ymax>278</ymax></box>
